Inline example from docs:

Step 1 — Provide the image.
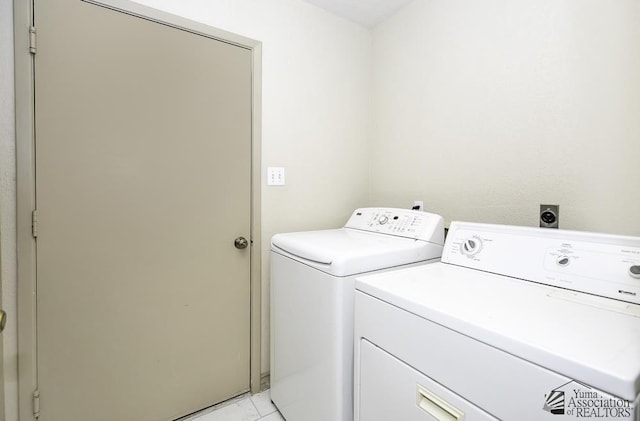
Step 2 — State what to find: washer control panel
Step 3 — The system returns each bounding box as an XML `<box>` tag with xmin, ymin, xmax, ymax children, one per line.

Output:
<box><xmin>443</xmin><ymin>222</ymin><xmax>640</xmax><ymax>305</ymax></box>
<box><xmin>344</xmin><ymin>208</ymin><xmax>445</xmax><ymax>244</ymax></box>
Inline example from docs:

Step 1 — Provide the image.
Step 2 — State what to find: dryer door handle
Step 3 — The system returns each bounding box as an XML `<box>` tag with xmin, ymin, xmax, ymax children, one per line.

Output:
<box><xmin>416</xmin><ymin>384</ymin><xmax>465</xmax><ymax>421</ymax></box>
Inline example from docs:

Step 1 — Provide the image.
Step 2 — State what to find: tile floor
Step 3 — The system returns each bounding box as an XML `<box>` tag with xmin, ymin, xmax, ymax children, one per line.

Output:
<box><xmin>182</xmin><ymin>390</ymin><xmax>284</xmax><ymax>421</ymax></box>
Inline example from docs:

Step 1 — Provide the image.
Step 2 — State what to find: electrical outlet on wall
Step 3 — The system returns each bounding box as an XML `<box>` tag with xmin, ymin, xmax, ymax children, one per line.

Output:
<box><xmin>540</xmin><ymin>204</ymin><xmax>559</xmax><ymax>228</ymax></box>
<box><xmin>267</xmin><ymin>167</ymin><xmax>285</xmax><ymax>186</ymax></box>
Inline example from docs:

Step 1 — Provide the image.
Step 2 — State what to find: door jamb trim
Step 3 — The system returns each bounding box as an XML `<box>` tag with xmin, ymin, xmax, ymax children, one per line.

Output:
<box><xmin>14</xmin><ymin>1</ymin><xmax>263</xmax><ymax>418</ymax></box>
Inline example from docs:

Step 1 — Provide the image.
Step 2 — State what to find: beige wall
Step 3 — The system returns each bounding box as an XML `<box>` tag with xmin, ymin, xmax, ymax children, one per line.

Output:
<box><xmin>1</xmin><ymin>0</ymin><xmax>17</xmax><ymax>419</ymax></box>
<box><xmin>370</xmin><ymin>0</ymin><xmax>640</xmax><ymax>236</ymax></box>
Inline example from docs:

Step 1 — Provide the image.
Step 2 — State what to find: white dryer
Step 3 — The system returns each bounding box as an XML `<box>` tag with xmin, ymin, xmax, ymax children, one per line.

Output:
<box><xmin>270</xmin><ymin>208</ymin><xmax>445</xmax><ymax>421</ymax></box>
<box><xmin>354</xmin><ymin>222</ymin><xmax>640</xmax><ymax>421</ymax></box>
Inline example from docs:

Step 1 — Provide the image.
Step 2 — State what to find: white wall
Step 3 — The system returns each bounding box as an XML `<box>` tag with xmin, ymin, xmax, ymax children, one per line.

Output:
<box><xmin>371</xmin><ymin>0</ymin><xmax>640</xmax><ymax>235</ymax></box>
<box><xmin>1</xmin><ymin>1</ymin><xmax>371</xmax><ymax>416</ymax></box>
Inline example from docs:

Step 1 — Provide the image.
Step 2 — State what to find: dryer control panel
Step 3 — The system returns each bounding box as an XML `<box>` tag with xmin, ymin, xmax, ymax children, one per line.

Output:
<box><xmin>345</xmin><ymin>208</ymin><xmax>444</xmax><ymax>244</ymax></box>
<box><xmin>443</xmin><ymin>222</ymin><xmax>640</xmax><ymax>305</ymax></box>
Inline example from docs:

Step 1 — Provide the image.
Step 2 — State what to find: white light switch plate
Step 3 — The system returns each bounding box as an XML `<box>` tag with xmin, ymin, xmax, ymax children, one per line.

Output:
<box><xmin>267</xmin><ymin>167</ymin><xmax>285</xmax><ymax>186</ymax></box>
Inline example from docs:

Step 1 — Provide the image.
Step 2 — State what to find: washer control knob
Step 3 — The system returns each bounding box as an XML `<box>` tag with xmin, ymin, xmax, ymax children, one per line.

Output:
<box><xmin>556</xmin><ymin>256</ymin><xmax>570</xmax><ymax>267</ymax></box>
<box><xmin>461</xmin><ymin>237</ymin><xmax>482</xmax><ymax>256</ymax></box>
<box><xmin>629</xmin><ymin>265</ymin><xmax>640</xmax><ymax>279</ymax></box>
<box><xmin>378</xmin><ymin>215</ymin><xmax>389</xmax><ymax>225</ymax></box>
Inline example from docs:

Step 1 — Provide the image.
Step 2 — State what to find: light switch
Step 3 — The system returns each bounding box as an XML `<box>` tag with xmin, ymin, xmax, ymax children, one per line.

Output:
<box><xmin>267</xmin><ymin>167</ymin><xmax>285</xmax><ymax>186</ymax></box>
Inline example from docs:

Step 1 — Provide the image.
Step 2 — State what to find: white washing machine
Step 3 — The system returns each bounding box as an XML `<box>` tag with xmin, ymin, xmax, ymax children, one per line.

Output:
<box><xmin>270</xmin><ymin>207</ymin><xmax>445</xmax><ymax>421</ymax></box>
<box><xmin>354</xmin><ymin>222</ymin><xmax>640</xmax><ymax>421</ymax></box>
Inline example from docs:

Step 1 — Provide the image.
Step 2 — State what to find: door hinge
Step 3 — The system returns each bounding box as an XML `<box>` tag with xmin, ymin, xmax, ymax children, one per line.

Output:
<box><xmin>29</xmin><ymin>26</ymin><xmax>37</xmax><ymax>54</ymax></box>
<box><xmin>31</xmin><ymin>209</ymin><xmax>38</xmax><ymax>238</ymax></box>
<box><xmin>32</xmin><ymin>389</ymin><xmax>40</xmax><ymax>418</ymax></box>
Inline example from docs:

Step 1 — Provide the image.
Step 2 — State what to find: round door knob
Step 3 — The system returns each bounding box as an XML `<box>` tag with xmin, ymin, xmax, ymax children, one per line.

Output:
<box><xmin>234</xmin><ymin>237</ymin><xmax>249</xmax><ymax>249</ymax></box>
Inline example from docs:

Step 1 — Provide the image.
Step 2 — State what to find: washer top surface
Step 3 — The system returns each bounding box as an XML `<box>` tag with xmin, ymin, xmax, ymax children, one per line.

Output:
<box><xmin>271</xmin><ymin>208</ymin><xmax>444</xmax><ymax>277</ymax></box>
<box><xmin>355</xmin><ymin>223</ymin><xmax>640</xmax><ymax>401</ymax></box>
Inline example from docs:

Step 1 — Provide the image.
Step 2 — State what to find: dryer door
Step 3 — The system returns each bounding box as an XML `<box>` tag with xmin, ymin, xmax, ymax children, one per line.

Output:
<box><xmin>358</xmin><ymin>340</ymin><xmax>498</xmax><ymax>421</ymax></box>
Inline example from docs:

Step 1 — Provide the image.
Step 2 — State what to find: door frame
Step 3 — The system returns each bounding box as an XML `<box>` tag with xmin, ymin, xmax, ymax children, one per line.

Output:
<box><xmin>14</xmin><ymin>0</ymin><xmax>262</xmax><ymax>418</ymax></box>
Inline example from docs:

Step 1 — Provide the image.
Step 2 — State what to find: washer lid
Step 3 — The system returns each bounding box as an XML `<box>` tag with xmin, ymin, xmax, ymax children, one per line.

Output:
<box><xmin>355</xmin><ymin>263</ymin><xmax>640</xmax><ymax>401</ymax></box>
<box><xmin>271</xmin><ymin>228</ymin><xmax>442</xmax><ymax>277</ymax></box>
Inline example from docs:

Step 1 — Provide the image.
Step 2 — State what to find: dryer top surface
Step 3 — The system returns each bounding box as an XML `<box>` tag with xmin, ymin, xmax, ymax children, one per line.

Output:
<box><xmin>356</xmin><ymin>262</ymin><xmax>640</xmax><ymax>400</ymax></box>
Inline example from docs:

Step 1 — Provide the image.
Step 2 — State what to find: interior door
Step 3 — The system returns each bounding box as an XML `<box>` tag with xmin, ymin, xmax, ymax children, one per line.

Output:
<box><xmin>34</xmin><ymin>1</ymin><xmax>252</xmax><ymax>420</ymax></box>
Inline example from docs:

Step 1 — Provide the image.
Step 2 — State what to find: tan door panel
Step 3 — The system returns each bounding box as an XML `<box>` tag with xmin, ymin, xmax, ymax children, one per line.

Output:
<box><xmin>35</xmin><ymin>1</ymin><xmax>252</xmax><ymax>420</ymax></box>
